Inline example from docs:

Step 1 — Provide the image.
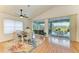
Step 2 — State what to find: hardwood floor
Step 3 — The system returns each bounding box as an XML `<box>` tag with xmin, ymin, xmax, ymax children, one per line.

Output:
<box><xmin>0</xmin><ymin>38</ymin><xmax>79</xmax><ymax>53</ymax></box>
<box><xmin>71</xmin><ymin>41</ymin><xmax>79</xmax><ymax>52</ymax></box>
<box><xmin>0</xmin><ymin>44</ymin><xmax>5</xmax><ymax>52</ymax></box>
<box><xmin>32</xmin><ymin>38</ymin><xmax>74</xmax><ymax>53</ymax></box>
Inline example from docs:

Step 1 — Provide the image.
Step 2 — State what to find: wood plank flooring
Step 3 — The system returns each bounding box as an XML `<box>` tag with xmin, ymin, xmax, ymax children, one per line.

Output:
<box><xmin>0</xmin><ymin>38</ymin><xmax>79</xmax><ymax>53</ymax></box>
<box><xmin>71</xmin><ymin>41</ymin><xmax>79</xmax><ymax>52</ymax></box>
<box><xmin>32</xmin><ymin>38</ymin><xmax>74</xmax><ymax>53</ymax></box>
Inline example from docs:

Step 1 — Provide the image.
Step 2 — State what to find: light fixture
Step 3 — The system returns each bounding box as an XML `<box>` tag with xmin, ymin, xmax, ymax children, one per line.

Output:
<box><xmin>20</xmin><ymin>16</ymin><xmax>23</xmax><ymax>18</ymax></box>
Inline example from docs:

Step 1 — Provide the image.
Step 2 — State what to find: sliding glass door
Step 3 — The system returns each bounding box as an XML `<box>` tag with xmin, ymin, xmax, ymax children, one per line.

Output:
<box><xmin>48</xmin><ymin>16</ymin><xmax>70</xmax><ymax>47</ymax></box>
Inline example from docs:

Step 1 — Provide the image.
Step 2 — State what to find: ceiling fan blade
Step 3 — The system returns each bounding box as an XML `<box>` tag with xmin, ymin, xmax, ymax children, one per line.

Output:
<box><xmin>23</xmin><ymin>14</ymin><xmax>29</xmax><ymax>18</ymax></box>
<box><xmin>25</xmin><ymin>16</ymin><xmax>29</xmax><ymax>18</ymax></box>
<box><xmin>23</xmin><ymin>15</ymin><xmax>29</xmax><ymax>18</ymax></box>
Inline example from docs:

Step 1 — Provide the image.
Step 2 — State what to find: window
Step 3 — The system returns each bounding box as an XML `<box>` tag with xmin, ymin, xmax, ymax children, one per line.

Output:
<box><xmin>33</xmin><ymin>20</ymin><xmax>45</xmax><ymax>35</ymax></box>
<box><xmin>4</xmin><ymin>19</ymin><xmax>23</xmax><ymax>34</ymax></box>
<box><xmin>48</xmin><ymin>16</ymin><xmax>70</xmax><ymax>38</ymax></box>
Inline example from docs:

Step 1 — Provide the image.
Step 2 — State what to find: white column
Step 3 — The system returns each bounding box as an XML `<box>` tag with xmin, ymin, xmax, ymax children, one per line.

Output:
<box><xmin>77</xmin><ymin>14</ymin><xmax>79</xmax><ymax>42</ymax></box>
<box><xmin>44</xmin><ymin>19</ymin><xmax>48</xmax><ymax>37</ymax></box>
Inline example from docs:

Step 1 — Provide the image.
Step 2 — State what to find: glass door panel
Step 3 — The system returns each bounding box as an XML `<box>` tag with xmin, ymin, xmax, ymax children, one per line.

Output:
<box><xmin>33</xmin><ymin>20</ymin><xmax>45</xmax><ymax>35</ymax></box>
<box><xmin>48</xmin><ymin>16</ymin><xmax>70</xmax><ymax>47</ymax></box>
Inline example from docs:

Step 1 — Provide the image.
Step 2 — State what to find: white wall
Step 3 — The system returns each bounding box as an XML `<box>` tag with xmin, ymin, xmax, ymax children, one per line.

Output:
<box><xmin>33</xmin><ymin>5</ymin><xmax>79</xmax><ymax>42</ymax></box>
<box><xmin>0</xmin><ymin>13</ymin><xmax>29</xmax><ymax>42</ymax></box>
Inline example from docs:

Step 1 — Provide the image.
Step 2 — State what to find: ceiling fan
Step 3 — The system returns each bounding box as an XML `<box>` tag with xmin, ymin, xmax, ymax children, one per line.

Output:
<box><xmin>19</xmin><ymin>9</ymin><xmax>29</xmax><ymax>18</ymax></box>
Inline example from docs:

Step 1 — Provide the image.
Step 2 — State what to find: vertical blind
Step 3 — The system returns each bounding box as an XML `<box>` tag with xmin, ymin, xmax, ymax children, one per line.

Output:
<box><xmin>4</xmin><ymin>19</ymin><xmax>23</xmax><ymax>34</ymax></box>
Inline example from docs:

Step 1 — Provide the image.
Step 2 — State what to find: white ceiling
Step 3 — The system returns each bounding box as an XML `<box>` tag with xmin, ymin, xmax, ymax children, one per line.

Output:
<box><xmin>0</xmin><ymin>5</ymin><xmax>54</xmax><ymax>19</ymax></box>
